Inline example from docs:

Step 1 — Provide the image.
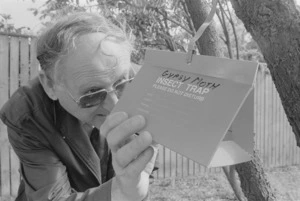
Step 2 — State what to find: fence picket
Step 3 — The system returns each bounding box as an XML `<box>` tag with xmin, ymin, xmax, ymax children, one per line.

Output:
<box><xmin>170</xmin><ymin>151</ymin><xmax>177</xmax><ymax>178</ymax></box>
<box><xmin>177</xmin><ymin>154</ymin><xmax>183</xmax><ymax>177</ymax></box>
<box><xmin>30</xmin><ymin>38</ymin><xmax>39</xmax><ymax>79</ymax></box>
<box><xmin>0</xmin><ymin>35</ymin><xmax>11</xmax><ymax>197</ymax></box>
<box><xmin>182</xmin><ymin>156</ymin><xmax>188</xmax><ymax>177</ymax></box>
<box><xmin>276</xmin><ymin>87</ymin><xmax>281</xmax><ymax>166</ymax></box>
<box><xmin>8</xmin><ymin>37</ymin><xmax>21</xmax><ymax>196</ymax></box>
<box><xmin>157</xmin><ymin>145</ymin><xmax>164</xmax><ymax>178</ymax></box>
<box><xmin>20</xmin><ymin>38</ymin><xmax>30</xmax><ymax>86</ymax></box>
<box><xmin>190</xmin><ymin>159</ymin><xmax>194</xmax><ymax>176</ymax></box>
<box><xmin>9</xmin><ymin>37</ymin><xmax>20</xmax><ymax>94</ymax></box>
<box><xmin>271</xmin><ymin>81</ymin><xmax>276</xmax><ymax>167</ymax></box>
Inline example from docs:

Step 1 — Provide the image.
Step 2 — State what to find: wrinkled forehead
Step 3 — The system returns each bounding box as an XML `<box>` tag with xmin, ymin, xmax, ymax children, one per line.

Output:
<box><xmin>59</xmin><ymin>33</ymin><xmax>132</xmax><ymax>84</ymax></box>
<box><xmin>75</xmin><ymin>33</ymin><xmax>131</xmax><ymax>71</ymax></box>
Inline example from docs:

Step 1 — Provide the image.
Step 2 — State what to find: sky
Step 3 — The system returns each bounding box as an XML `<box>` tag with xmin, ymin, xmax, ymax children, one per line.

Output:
<box><xmin>0</xmin><ymin>0</ymin><xmax>300</xmax><ymax>34</ymax></box>
<box><xmin>0</xmin><ymin>0</ymin><xmax>47</xmax><ymax>33</ymax></box>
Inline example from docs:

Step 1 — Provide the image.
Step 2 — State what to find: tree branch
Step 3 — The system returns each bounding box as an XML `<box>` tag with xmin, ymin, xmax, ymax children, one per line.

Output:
<box><xmin>122</xmin><ymin>0</ymin><xmax>193</xmax><ymax>35</ymax></box>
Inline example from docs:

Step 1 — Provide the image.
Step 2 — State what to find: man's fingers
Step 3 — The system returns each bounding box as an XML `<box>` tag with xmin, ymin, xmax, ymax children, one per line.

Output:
<box><xmin>144</xmin><ymin>144</ymin><xmax>159</xmax><ymax>175</ymax></box>
<box><xmin>107</xmin><ymin>115</ymin><xmax>146</xmax><ymax>152</ymax></box>
<box><xmin>115</xmin><ymin>131</ymin><xmax>152</xmax><ymax>168</ymax></box>
<box><xmin>125</xmin><ymin>144</ymin><xmax>158</xmax><ymax>178</ymax></box>
<box><xmin>100</xmin><ymin>112</ymin><xmax>128</xmax><ymax>137</ymax></box>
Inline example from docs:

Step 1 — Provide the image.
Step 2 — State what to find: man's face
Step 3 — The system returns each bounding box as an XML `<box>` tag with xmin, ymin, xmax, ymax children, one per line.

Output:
<box><xmin>54</xmin><ymin>33</ymin><xmax>132</xmax><ymax>128</ymax></box>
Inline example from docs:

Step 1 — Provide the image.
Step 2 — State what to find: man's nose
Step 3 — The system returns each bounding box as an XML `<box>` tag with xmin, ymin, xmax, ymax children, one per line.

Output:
<box><xmin>102</xmin><ymin>91</ymin><xmax>118</xmax><ymax>111</ymax></box>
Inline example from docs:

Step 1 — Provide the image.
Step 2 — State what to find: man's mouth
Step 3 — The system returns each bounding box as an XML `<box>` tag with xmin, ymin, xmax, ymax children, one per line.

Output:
<box><xmin>97</xmin><ymin>112</ymin><xmax>111</xmax><ymax>117</ymax></box>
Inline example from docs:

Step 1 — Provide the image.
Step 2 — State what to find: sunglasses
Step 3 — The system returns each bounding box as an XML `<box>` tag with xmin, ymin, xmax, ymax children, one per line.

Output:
<box><xmin>66</xmin><ymin>77</ymin><xmax>134</xmax><ymax>108</ymax></box>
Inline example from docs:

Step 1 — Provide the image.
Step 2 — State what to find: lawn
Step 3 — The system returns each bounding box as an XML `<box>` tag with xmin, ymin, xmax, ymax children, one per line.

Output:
<box><xmin>149</xmin><ymin>165</ymin><xmax>300</xmax><ymax>201</ymax></box>
<box><xmin>0</xmin><ymin>166</ymin><xmax>299</xmax><ymax>201</ymax></box>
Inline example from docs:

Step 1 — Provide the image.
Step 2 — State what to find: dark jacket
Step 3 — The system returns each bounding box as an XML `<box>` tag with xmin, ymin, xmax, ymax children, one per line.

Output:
<box><xmin>0</xmin><ymin>77</ymin><xmax>114</xmax><ymax>201</ymax></box>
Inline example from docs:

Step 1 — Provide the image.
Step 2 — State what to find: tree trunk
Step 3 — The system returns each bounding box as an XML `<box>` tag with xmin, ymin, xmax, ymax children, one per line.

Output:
<box><xmin>185</xmin><ymin>0</ymin><xmax>223</xmax><ymax>57</ymax></box>
<box><xmin>230</xmin><ymin>0</ymin><xmax>300</xmax><ymax>147</ymax></box>
<box><xmin>235</xmin><ymin>152</ymin><xmax>276</xmax><ymax>201</ymax></box>
<box><xmin>223</xmin><ymin>165</ymin><xmax>246</xmax><ymax>201</ymax></box>
<box><xmin>185</xmin><ymin>0</ymin><xmax>277</xmax><ymax>200</ymax></box>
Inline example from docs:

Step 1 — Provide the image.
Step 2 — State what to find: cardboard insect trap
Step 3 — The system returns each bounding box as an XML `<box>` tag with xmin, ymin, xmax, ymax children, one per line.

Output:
<box><xmin>112</xmin><ymin>49</ymin><xmax>259</xmax><ymax>167</ymax></box>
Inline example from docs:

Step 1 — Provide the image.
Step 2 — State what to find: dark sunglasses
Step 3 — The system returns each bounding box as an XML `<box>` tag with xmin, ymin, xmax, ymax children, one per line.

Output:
<box><xmin>66</xmin><ymin>77</ymin><xmax>134</xmax><ymax>108</ymax></box>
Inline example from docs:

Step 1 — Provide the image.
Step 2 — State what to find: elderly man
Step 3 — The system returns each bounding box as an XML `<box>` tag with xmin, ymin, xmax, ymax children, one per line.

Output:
<box><xmin>0</xmin><ymin>12</ymin><xmax>158</xmax><ymax>201</ymax></box>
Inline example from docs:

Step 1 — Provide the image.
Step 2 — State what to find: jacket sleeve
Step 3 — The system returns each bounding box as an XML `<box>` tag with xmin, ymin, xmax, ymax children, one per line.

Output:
<box><xmin>7</xmin><ymin>126</ymin><xmax>112</xmax><ymax>201</ymax></box>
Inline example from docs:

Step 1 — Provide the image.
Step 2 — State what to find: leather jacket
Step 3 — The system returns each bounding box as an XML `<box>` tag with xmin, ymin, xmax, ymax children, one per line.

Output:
<box><xmin>0</xmin><ymin>77</ymin><xmax>114</xmax><ymax>201</ymax></box>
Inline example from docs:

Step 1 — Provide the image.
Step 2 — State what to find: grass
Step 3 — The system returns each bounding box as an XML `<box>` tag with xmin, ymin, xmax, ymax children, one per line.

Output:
<box><xmin>1</xmin><ymin>166</ymin><xmax>299</xmax><ymax>201</ymax></box>
<box><xmin>149</xmin><ymin>165</ymin><xmax>300</xmax><ymax>201</ymax></box>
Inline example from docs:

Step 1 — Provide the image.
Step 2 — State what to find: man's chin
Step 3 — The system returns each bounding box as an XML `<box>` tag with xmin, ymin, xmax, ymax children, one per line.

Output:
<box><xmin>91</xmin><ymin>115</ymin><xmax>108</xmax><ymax>129</ymax></box>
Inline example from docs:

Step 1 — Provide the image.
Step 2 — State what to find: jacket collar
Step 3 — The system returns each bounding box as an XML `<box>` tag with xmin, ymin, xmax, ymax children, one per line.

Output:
<box><xmin>54</xmin><ymin>101</ymin><xmax>102</xmax><ymax>184</ymax></box>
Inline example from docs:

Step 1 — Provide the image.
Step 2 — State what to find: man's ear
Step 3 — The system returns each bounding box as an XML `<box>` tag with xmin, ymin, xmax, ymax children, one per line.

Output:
<box><xmin>38</xmin><ymin>69</ymin><xmax>58</xmax><ymax>101</ymax></box>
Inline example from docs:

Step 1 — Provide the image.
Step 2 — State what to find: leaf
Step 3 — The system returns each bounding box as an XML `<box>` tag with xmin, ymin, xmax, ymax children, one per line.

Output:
<box><xmin>117</xmin><ymin>2</ymin><xmax>127</xmax><ymax>9</ymax></box>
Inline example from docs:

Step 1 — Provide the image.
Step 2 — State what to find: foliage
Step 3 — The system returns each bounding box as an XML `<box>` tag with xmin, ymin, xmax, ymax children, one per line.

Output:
<box><xmin>0</xmin><ymin>14</ymin><xmax>31</xmax><ymax>34</ymax></box>
<box><xmin>30</xmin><ymin>0</ymin><xmax>264</xmax><ymax>63</ymax></box>
<box><xmin>216</xmin><ymin>0</ymin><xmax>264</xmax><ymax>62</ymax></box>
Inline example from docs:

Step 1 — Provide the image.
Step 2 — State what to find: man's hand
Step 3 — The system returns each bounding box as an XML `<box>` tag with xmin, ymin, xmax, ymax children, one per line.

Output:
<box><xmin>100</xmin><ymin>112</ymin><xmax>158</xmax><ymax>201</ymax></box>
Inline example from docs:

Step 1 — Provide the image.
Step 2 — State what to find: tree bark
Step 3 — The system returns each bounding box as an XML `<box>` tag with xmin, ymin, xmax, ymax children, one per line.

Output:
<box><xmin>230</xmin><ymin>0</ymin><xmax>300</xmax><ymax>147</ymax></box>
<box><xmin>185</xmin><ymin>0</ymin><xmax>223</xmax><ymax>57</ymax></box>
<box><xmin>235</xmin><ymin>152</ymin><xmax>276</xmax><ymax>201</ymax></box>
<box><xmin>185</xmin><ymin>1</ymin><xmax>277</xmax><ymax>200</ymax></box>
<box><xmin>229</xmin><ymin>2</ymin><xmax>300</xmax><ymax>199</ymax></box>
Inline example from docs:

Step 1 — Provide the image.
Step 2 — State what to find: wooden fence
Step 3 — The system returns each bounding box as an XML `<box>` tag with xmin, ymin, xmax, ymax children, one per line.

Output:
<box><xmin>0</xmin><ymin>33</ymin><xmax>300</xmax><ymax>198</ymax></box>
<box><xmin>0</xmin><ymin>33</ymin><xmax>38</xmax><ymax>200</ymax></box>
